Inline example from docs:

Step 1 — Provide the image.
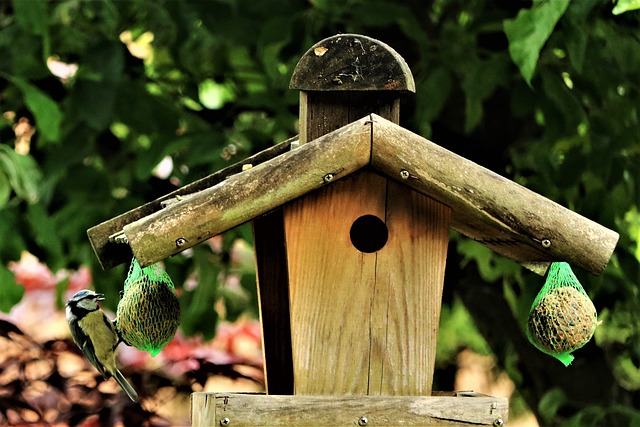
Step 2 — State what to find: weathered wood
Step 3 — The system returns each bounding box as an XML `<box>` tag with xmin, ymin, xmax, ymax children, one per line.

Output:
<box><xmin>283</xmin><ymin>172</ymin><xmax>450</xmax><ymax>395</ymax></box>
<box><xmin>87</xmin><ymin>136</ymin><xmax>296</xmax><ymax>270</ymax></box>
<box><xmin>252</xmin><ymin>210</ymin><xmax>294</xmax><ymax>395</ymax></box>
<box><xmin>299</xmin><ymin>91</ymin><xmax>399</xmax><ymax>145</ymax></box>
<box><xmin>284</xmin><ymin>171</ymin><xmax>386</xmax><ymax>395</ymax></box>
<box><xmin>371</xmin><ymin>180</ymin><xmax>451</xmax><ymax>395</ymax></box>
<box><xmin>293</xmin><ymin>33</ymin><xmax>411</xmax><ymax>145</ymax></box>
<box><xmin>122</xmin><ymin>118</ymin><xmax>372</xmax><ymax>267</ymax></box>
<box><xmin>290</xmin><ymin>34</ymin><xmax>415</xmax><ymax>92</ymax></box>
<box><xmin>190</xmin><ymin>393</ymin><xmax>509</xmax><ymax>426</ymax></box>
<box><xmin>370</xmin><ymin>114</ymin><xmax>619</xmax><ymax>276</ymax></box>
<box><xmin>111</xmin><ymin>113</ymin><xmax>617</xmax><ymax>274</ymax></box>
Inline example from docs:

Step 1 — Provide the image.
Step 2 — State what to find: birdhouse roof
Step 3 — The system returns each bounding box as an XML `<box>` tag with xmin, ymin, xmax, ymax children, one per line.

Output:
<box><xmin>88</xmin><ymin>114</ymin><xmax>618</xmax><ymax>276</ymax></box>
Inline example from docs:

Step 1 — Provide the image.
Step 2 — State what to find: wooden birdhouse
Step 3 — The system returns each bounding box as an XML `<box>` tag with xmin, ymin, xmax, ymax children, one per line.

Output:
<box><xmin>87</xmin><ymin>34</ymin><xmax>618</xmax><ymax>426</ymax></box>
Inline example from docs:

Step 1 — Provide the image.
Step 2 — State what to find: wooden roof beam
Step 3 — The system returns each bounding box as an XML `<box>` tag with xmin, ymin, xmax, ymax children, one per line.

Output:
<box><xmin>122</xmin><ymin>117</ymin><xmax>373</xmax><ymax>268</ymax></box>
<box><xmin>370</xmin><ymin>114</ymin><xmax>618</xmax><ymax>276</ymax></box>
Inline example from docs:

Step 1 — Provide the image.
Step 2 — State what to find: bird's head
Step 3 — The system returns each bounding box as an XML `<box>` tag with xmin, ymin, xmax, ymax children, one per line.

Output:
<box><xmin>67</xmin><ymin>289</ymin><xmax>105</xmax><ymax>312</ymax></box>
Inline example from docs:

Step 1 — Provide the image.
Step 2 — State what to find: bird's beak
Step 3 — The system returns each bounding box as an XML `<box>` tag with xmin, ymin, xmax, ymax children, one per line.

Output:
<box><xmin>96</xmin><ymin>293</ymin><xmax>105</xmax><ymax>301</ymax></box>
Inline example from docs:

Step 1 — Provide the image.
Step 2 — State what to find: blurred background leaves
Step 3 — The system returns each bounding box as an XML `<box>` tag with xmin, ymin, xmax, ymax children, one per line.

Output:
<box><xmin>0</xmin><ymin>0</ymin><xmax>638</xmax><ymax>425</ymax></box>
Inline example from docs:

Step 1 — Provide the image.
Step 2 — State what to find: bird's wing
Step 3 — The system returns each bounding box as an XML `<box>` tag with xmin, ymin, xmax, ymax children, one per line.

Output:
<box><xmin>81</xmin><ymin>338</ymin><xmax>107</xmax><ymax>378</ymax></box>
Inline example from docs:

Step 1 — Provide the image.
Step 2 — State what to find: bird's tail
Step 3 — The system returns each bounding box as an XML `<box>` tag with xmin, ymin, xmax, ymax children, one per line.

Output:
<box><xmin>112</xmin><ymin>368</ymin><xmax>138</xmax><ymax>402</ymax></box>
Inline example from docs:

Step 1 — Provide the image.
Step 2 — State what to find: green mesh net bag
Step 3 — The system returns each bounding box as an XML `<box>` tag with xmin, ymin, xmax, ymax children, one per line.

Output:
<box><xmin>116</xmin><ymin>258</ymin><xmax>180</xmax><ymax>357</ymax></box>
<box><xmin>526</xmin><ymin>262</ymin><xmax>599</xmax><ymax>367</ymax></box>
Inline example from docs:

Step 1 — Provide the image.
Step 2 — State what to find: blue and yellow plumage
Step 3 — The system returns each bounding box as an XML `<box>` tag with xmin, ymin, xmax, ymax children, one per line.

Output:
<box><xmin>66</xmin><ymin>289</ymin><xmax>138</xmax><ymax>401</ymax></box>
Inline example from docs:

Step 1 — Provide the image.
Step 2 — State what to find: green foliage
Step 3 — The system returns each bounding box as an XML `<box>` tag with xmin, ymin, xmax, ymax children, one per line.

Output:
<box><xmin>179</xmin><ymin>246</ymin><xmax>221</xmax><ymax>340</ymax></box>
<box><xmin>8</xmin><ymin>76</ymin><xmax>61</xmax><ymax>143</ymax></box>
<box><xmin>538</xmin><ymin>387</ymin><xmax>568</xmax><ymax>424</ymax></box>
<box><xmin>504</xmin><ymin>0</ymin><xmax>570</xmax><ymax>84</ymax></box>
<box><xmin>613</xmin><ymin>0</ymin><xmax>640</xmax><ymax>15</ymax></box>
<box><xmin>0</xmin><ymin>0</ymin><xmax>638</xmax><ymax>424</ymax></box>
<box><xmin>0</xmin><ymin>145</ymin><xmax>41</xmax><ymax>205</ymax></box>
<box><xmin>0</xmin><ymin>264</ymin><xmax>23</xmax><ymax>313</ymax></box>
<box><xmin>436</xmin><ymin>297</ymin><xmax>491</xmax><ymax>362</ymax></box>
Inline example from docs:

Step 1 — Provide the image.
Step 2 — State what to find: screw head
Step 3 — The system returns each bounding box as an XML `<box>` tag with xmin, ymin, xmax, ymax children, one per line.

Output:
<box><xmin>176</xmin><ymin>237</ymin><xmax>187</xmax><ymax>248</ymax></box>
<box><xmin>400</xmin><ymin>169</ymin><xmax>410</xmax><ymax>179</ymax></box>
<box><xmin>493</xmin><ymin>419</ymin><xmax>504</xmax><ymax>427</ymax></box>
<box><xmin>220</xmin><ymin>417</ymin><xmax>231</xmax><ymax>426</ymax></box>
<box><xmin>358</xmin><ymin>416</ymin><xmax>369</xmax><ymax>426</ymax></box>
<box><xmin>541</xmin><ymin>238</ymin><xmax>552</xmax><ymax>248</ymax></box>
<box><xmin>323</xmin><ymin>173</ymin><xmax>335</xmax><ymax>183</ymax></box>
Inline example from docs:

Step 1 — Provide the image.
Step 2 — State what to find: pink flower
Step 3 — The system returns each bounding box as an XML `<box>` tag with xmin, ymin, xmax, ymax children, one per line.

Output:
<box><xmin>8</xmin><ymin>251</ymin><xmax>56</xmax><ymax>291</ymax></box>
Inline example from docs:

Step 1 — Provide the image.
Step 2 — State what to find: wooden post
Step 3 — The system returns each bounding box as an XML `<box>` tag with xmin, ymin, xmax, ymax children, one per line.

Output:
<box><xmin>282</xmin><ymin>34</ymin><xmax>450</xmax><ymax>396</ymax></box>
<box><xmin>290</xmin><ymin>34</ymin><xmax>414</xmax><ymax>145</ymax></box>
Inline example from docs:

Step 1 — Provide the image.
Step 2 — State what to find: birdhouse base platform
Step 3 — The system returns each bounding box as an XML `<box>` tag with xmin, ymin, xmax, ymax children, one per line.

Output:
<box><xmin>191</xmin><ymin>392</ymin><xmax>508</xmax><ymax>426</ymax></box>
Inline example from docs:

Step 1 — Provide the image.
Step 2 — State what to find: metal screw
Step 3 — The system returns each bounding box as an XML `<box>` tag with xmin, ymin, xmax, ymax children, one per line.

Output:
<box><xmin>541</xmin><ymin>239</ymin><xmax>552</xmax><ymax>248</ymax></box>
<box><xmin>493</xmin><ymin>419</ymin><xmax>504</xmax><ymax>427</ymax></box>
<box><xmin>220</xmin><ymin>418</ymin><xmax>231</xmax><ymax>426</ymax></box>
<box><xmin>400</xmin><ymin>169</ymin><xmax>410</xmax><ymax>180</ymax></box>
<box><xmin>358</xmin><ymin>416</ymin><xmax>369</xmax><ymax>426</ymax></box>
<box><xmin>323</xmin><ymin>173</ymin><xmax>335</xmax><ymax>183</ymax></box>
<box><xmin>175</xmin><ymin>237</ymin><xmax>187</xmax><ymax>248</ymax></box>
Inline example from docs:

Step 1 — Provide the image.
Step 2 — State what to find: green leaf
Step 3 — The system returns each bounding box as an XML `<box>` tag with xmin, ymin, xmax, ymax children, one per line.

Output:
<box><xmin>540</xmin><ymin>70</ymin><xmax>585</xmax><ymax>133</ymax></box>
<box><xmin>613</xmin><ymin>0</ymin><xmax>640</xmax><ymax>15</ymax></box>
<box><xmin>26</xmin><ymin>203</ymin><xmax>64</xmax><ymax>267</ymax></box>
<box><xmin>504</xmin><ymin>0</ymin><xmax>570</xmax><ymax>84</ymax></box>
<box><xmin>10</xmin><ymin>77</ymin><xmax>62</xmax><ymax>143</ymax></box>
<box><xmin>180</xmin><ymin>247</ymin><xmax>219</xmax><ymax>339</ymax></box>
<box><xmin>462</xmin><ymin>55</ymin><xmax>509</xmax><ymax>133</ymax></box>
<box><xmin>0</xmin><ymin>170</ymin><xmax>10</xmax><ymax>208</ymax></box>
<box><xmin>70</xmin><ymin>80</ymin><xmax>117</xmax><ymax>130</ymax></box>
<box><xmin>417</xmin><ymin>66</ymin><xmax>452</xmax><ymax>129</ymax></box>
<box><xmin>538</xmin><ymin>387</ymin><xmax>568</xmax><ymax>423</ymax></box>
<box><xmin>11</xmin><ymin>0</ymin><xmax>48</xmax><ymax>35</ymax></box>
<box><xmin>0</xmin><ymin>263</ymin><xmax>24</xmax><ymax>313</ymax></box>
<box><xmin>198</xmin><ymin>79</ymin><xmax>234</xmax><ymax>110</ymax></box>
<box><xmin>0</xmin><ymin>145</ymin><xmax>41</xmax><ymax>204</ymax></box>
<box><xmin>563</xmin><ymin>18</ymin><xmax>588</xmax><ymax>72</ymax></box>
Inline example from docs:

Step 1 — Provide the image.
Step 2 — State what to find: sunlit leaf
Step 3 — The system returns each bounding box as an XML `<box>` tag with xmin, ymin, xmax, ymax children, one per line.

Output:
<box><xmin>198</xmin><ymin>79</ymin><xmax>233</xmax><ymax>110</ymax></box>
<box><xmin>504</xmin><ymin>0</ymin><xmax>570</xmax><ymax>84</ymax></box>
<box><xmin>613</xmin><ymin>0</ymin><xmax>640</xmax><ymax>15</ymax></box>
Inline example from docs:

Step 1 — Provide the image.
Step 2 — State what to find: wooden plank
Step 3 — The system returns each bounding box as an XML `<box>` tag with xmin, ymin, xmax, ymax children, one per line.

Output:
<box><xmin>284</xmin><ymin>171</ymin><xmax>387</xmax><ymax>395</ymax></box>
<box><xmin>252</xmin><ymin>210</ymin><xmax>294</xmax><ymax>395</ymax></box>
<box><xmin>368</xmin><ymin>181</ymin><xmax>451</xmax><ymax>395</ymax></box>
<box><xmin>87</xmin><ymin>136</ymin><xmax>296</xmax><ymax>270</ymax></box>
<box><xmin>299</xmin><ymin>92</ymin><xmax>399</xmax><ymax>145</ymax></box>
<box><xmin>290</xmin><ymin>34</ymin><xmax>415</xmax><ymax>92</ymax></box>
<box><xmin>190</xmin><ymin>393</ymin><xmax>509</xmax><ymax>426</ymax></box>
<box><xmin>284</xmin><ymin>172</ymin><xmax>450</xmax><ymax>396</ymax></box>
<box><xmin>122</xmin><ymin>117</ymin><xmax>373</xmax><ymax>268</ymax></box>
<box><xmin>370</xmin><ymin>114</ymin><xmax>619</xmax><ymax>276</ymax></box>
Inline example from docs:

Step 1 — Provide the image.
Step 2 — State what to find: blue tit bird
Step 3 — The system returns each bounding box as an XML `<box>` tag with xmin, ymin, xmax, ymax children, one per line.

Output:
<box><xmin>65</xmin><ymin>289</ymin><xmax>138</xmax><ymax>402</ymax></box>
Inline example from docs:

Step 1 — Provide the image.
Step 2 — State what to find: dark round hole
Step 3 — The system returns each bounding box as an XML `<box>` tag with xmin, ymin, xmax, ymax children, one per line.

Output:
<box><xmin>350</xmin><ymin>215</ymin><xmax>388</xmax><ymax>253</ymax></box>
